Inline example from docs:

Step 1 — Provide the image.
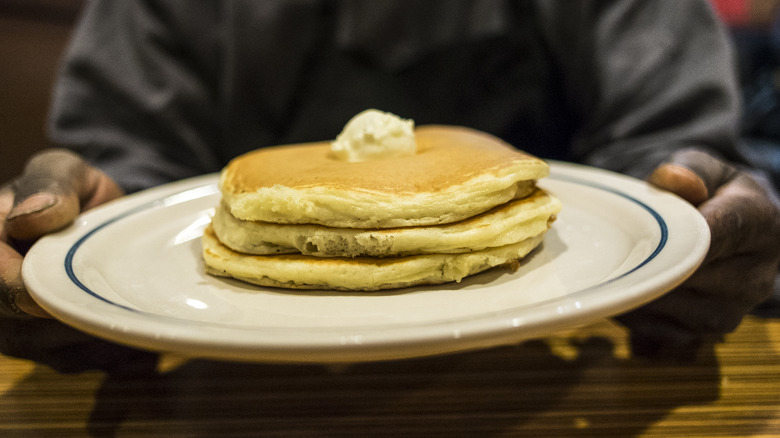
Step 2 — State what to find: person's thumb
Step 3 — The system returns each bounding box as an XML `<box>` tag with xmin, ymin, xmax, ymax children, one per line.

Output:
<box><xmin>5</xmin><ymin>149</ymin><xmax>123</xmax><ymax>241</ymax></box>
<box><xmin>646</xmin><ymin>148</ymin><xmax>737</xmax><ymax>206</ymax></box>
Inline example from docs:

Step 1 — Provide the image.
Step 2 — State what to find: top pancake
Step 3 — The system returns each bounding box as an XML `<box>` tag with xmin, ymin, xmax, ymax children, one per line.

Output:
<box><xmin>220</xmin><ymin>125</ymin><xmax>549</xmax><ymax>228</ymax></box>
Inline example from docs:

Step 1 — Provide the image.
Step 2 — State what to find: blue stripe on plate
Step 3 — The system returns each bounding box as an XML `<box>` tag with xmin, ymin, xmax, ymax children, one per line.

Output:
<box><xmin>65</xmin><ymin>184</ymin><xmax>219</xmax><ymax>312</ymax></box>
<box><xmin>552</xmin><ymin>174</ymin><xmax>669</xmax><ymax>276</ymax></box>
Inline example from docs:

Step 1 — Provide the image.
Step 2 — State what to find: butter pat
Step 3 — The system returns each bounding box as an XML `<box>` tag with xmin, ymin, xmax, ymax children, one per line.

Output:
<box><xmin>331</xmin><ymin>109</ymin><xmax>417</xmax><ymax>162</ymax></box>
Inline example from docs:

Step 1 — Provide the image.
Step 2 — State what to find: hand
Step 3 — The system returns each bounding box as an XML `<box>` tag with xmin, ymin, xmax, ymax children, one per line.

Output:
<box><xmin>0</xmin><ymin>150</ymin><xmax>159</xmax><ymax>373</ymax></box>
<box><xmin>617</xmin><ymin>148</ymin><xmax>780</xmax><ymax>359</ymax></box>
<box><xmin>0</xmin><ymin>149</ymin><xmax>124</xmax><ymax>317</ymax></box>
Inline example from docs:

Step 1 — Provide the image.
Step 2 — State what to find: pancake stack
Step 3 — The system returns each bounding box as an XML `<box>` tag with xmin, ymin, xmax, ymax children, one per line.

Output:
<box><xmin>202</xmin><ymin>123</ymin><xmax>561</xmax><ymax>291</ymax></box>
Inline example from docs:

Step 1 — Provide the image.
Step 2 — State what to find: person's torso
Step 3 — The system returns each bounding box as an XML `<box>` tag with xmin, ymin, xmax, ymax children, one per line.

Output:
<box><xmin>215</xmin><ymin>0</ymin><xmax>575</xmax><ymax>164</ymax></box>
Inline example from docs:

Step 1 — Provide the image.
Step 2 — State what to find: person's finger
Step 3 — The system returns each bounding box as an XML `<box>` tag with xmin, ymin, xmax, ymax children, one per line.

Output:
<box><xmin>5</xmin><ymin>149</ymin><xmax>123</xmax><ymax>241</ymax></box>
<box><xmin>647</xmin><ymin>148</ymin><xmax>739</xmax><ymax>206</ymax></box>
<box><xmin>0</xmin><ymin>185</ymin><xmax>50</xmax><ymax>317</ymax></box>
<box><xmin>0</xmin><ymin>185</ymin><xmax>13</xmax><ymax>241</ymax></box>
<box><xmin>5</xmin><ymin>150</ymin><xmax>82</xmax><ymax>241</ymax></box>
<box><xmin>685</xmin><ymin>253</ymin><xmax>777</xmax><ymax>316</ymax></box>
<box><xmin>697</xmin><ymin>173</ymin><xmax>779</xmax><ymax>263</ymax></box>
<box><xmin>647</xmin><ymin>163</ymin><xmax>709</xmax><ymax>206</ymax></box>
<box><xmin>0</xmin><ymin>241</ymin><xmax>50</xmax><ymax>318</ymax></box>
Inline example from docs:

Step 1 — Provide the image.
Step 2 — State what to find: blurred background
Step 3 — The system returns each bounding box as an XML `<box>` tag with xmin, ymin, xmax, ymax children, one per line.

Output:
<box><xmin>1</xmin><ymin>0</ymin><xmax>778</xmax><ymax>186</ymax></box>
<box><xmin>0</xmin><ymin>0</ymin><xmax>83</xmax><ymax>183</ymax></box>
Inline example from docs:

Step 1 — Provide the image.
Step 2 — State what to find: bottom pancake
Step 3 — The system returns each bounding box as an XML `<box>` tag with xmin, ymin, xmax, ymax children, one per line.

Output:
<box><xmin>202</xmin><ymin>225</ymin><xmax>545</xmax><ymax>291</ymax></box>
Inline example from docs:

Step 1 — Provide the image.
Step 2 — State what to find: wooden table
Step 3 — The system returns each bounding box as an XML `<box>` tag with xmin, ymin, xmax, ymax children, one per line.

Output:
<box><xmin>0</xmin><ymin>315</ymin><xmax>778</xmax><ymax>437</ymax></box>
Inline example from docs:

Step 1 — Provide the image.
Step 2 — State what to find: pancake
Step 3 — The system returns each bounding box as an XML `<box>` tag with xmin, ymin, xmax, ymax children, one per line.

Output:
<box><xmin>212</xmin><ymin>188</ymin><xmax>561</xmax><ymax>257</ymax></box>
<box><xmin>219</xmin><ymin>125</ymin><xmax>549</xmax><ymax>228</ymax></box>
<box><xmin>202</xmin><ymin>225</ymin><xmax>546</xmax><ymax>291</ymax></box>
<box><xmin>204</xmin><ymin>117</ymin><xmax>559</xmax><ymax>292</ymax></box>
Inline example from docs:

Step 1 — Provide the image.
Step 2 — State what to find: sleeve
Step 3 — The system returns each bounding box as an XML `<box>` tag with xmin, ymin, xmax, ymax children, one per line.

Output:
<box><xmin>535</xmin><ymin>0</ymin><xmax>744</xmax><ymax>178</ymax></box>
<box><xmin>47</xmin><ymin>0</ymin><xmax>224</xmax><ymax>193</ymax></box>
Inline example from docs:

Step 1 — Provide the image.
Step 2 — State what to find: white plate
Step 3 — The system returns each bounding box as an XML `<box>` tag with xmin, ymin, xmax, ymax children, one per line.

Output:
<box><xmin>23</xmin><ymin>162</ymin><xmax>709</xmax><ymax>363</ymax></box>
